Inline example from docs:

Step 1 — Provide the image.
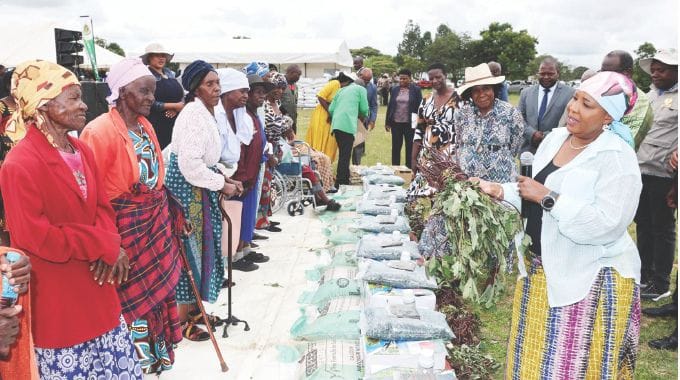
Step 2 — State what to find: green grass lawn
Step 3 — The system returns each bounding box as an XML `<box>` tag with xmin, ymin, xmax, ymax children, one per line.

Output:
<box><xmin>295</xmin><ymin>93</ymin><xmax>677</xmax><ymax>379</ymax></box>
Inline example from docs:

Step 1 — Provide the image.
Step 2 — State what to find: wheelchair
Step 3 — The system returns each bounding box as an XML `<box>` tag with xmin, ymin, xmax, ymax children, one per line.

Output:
<box><xmin>270</xmin><ymin>141</ymin><xmax>320</xmax><ymax>216</ymax></box>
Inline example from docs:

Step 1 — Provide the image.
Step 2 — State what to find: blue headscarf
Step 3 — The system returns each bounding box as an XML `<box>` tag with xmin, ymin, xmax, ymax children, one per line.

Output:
<box><xmin>242</xmin><ymin>61</ymin><xmax>269</xmax><ymax>78</ymax></box>
<box><xmin>181</xmin><ymin>60</ymin><xmax>215</xmax><ymax>94</ymax></box>
<box><xmin>579</xmin><ymin>71</ymin><xmax>638</xmax><ymax>147</ymax></box>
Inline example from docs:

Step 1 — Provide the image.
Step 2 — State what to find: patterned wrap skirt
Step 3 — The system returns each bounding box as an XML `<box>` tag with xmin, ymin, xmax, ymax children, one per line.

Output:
<box><xmin>506</xmin><ymin>256</ymin><xmax>640</xmax><ymax>379</ymax></box>
<box><xmin>111</xmin><ymin>187</ymin><xmax>183</xmax><ymax>373</ymax></box>
<box><xmin>165</xmin><ymin>153</ymin><xmax>224</xmax><ymax>304</ymax></box>
<box><xmin>35</xmin><ymin>316</ymin><xmax>142</xmax><ymax>379</ymax></box>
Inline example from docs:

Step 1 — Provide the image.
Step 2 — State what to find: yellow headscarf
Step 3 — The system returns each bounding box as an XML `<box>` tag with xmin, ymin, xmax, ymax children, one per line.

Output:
<box><xmin>5</xmin><ymin>60</ymin><xmax>80</xmax><ymax>143</ymax></box>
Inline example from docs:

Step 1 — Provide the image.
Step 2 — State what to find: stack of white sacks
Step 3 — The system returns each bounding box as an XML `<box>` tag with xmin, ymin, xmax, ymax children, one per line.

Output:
<box><xmin>286</xmin><ymin>164</ymin><xmax>456</xmax><ymax>380</ymax></box>
<box><xmin>296</xmin><ymin>77</ymin><xmax>331</xmax><ymax>109</ymax></box>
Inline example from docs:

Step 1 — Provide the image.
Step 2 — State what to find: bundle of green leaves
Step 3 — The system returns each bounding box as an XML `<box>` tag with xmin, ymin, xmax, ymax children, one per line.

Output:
<box><xmin>426</xmin><ymin>179</ymin><xmax>529</xmax><ymax>307</ymax></box>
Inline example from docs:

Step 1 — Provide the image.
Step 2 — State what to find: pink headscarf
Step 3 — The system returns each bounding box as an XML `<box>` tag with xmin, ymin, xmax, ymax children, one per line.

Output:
<box><xmin>106</xmin><ymin>57</ymin><xmax>153</xmax><ymax>105</ymax></box>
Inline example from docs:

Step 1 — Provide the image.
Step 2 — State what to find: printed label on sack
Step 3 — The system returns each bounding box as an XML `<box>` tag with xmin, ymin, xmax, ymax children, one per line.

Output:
<box><xmin>318</xmin><ymin>296</ymin><xmax>362</xmax><ymax>316</ymax></box>
<box><xmin>321</xmin><ymin>267</ymin><xmax>357</xmax><ymax>284</ymax></box>
<box><xmin>302</xmin><ymin>340</ymin><xmax>364</xmax><ymax>378</ymax></box>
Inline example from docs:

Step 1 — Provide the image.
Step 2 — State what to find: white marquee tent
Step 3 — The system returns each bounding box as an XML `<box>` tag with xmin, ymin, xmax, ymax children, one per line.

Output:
<box><xmin>164</xmin><ymin>38</ymin><xmax>353</xmax><ymax>78</ymax></box>
<box><xmin>0</xmin><ymin>21</ymin><xmax>124</xmax><ymax>69</ymax></box>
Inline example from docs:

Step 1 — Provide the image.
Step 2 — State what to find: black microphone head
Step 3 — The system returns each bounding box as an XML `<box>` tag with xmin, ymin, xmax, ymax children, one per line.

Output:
<box><xmin>520</xmin><ymin>151</ymin><xmax>534</xmax><ymax>166</ymax></box>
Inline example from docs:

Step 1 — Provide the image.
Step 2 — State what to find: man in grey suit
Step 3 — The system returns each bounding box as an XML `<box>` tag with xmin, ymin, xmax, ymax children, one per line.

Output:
<box><xmin>519</xmin><ymin>57</ymin><xmax>575</xmax><ymax>153</ymax></box>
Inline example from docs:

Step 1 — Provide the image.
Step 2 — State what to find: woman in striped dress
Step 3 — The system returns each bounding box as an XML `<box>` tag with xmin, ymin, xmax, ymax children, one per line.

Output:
<box><xmin>475</xmin><ymin>71</ymin><xmax>642</xmax><ymax>379</ymax></box>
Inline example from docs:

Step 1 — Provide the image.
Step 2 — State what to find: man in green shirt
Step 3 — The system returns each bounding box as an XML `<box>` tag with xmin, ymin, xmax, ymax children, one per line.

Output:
<box><xmin>329</xmin><ymin>72</ymin><xmax>369</xmax><ymax>186</ymax></box>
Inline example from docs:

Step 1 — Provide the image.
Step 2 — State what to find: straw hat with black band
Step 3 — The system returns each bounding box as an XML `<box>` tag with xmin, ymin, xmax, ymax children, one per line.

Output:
<box><xmin>456</xmin><ymin>63</ymin><xmax>505</xmax><ymax>99</ymax></box>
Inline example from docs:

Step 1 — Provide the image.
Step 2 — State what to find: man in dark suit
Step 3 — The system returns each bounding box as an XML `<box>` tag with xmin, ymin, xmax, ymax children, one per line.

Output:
<box><xmin>519</xmin><ymin>57</ymin><xmax>575</xmax><ymax>153</ymax></box>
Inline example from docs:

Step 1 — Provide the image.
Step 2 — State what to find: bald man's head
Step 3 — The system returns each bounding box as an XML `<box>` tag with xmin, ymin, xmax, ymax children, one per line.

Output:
<box><xmin>488</xmin><ymin>61</ymin><xmax>502</xmax><ymax>76</ymax></box>
<box><xmin>360</xmin><ymin>68</ymin><xmax>373</xmax><ymax>82</ymax></box>
<box><xmin>285</xmin><ymin>64</ymin><xmax>302</xmax><ymax>84</ymax></box>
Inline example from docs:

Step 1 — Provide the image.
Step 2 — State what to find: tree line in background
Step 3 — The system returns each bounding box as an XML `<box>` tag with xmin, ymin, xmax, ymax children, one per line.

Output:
<box><xmin>92</xmin><ymin>20</ymin><xmax>659</xmax><ymax>93</ymax></box>
<box><xmin>352</xmin><ymin>20</ymin><xmax>658</xmax><ymax>92</ymax></box>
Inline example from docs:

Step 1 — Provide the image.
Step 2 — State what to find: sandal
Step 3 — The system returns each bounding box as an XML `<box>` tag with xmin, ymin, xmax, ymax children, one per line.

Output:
<box><xmin>182</xmin><ymin>321</ymin><xmax>210</xmax><ymax>342</ymax></box>
<box><xmin>189</xmin><ymin>310</ymin><xmax>224</xmax><ymax>329</ymax></box>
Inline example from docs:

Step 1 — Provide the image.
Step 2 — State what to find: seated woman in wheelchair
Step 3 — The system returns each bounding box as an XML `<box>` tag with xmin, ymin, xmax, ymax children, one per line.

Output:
<box><xmin>277</xmin><ymin>127</ymin><xmax>341</xmax><ymax>211</ymax></box>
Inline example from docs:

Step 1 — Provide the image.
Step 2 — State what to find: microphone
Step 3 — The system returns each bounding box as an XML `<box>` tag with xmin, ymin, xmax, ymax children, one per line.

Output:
<box><xmin>519</xmin><ymin>152</ymin><xmax>534</xmax><ymax>218</ymax></box>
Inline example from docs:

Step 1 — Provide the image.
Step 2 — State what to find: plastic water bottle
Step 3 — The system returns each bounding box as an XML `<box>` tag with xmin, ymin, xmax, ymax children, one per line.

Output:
<box><xmin>417</xmin><ymin>349</ymin><xmax>436</xmax><ymax>379</ymax></box>
<box><xmin>402</xmin><ymin>289</ymin><xmax>415</xmax><ymax>305</ymax></box>
<box><xmin>400</xmin><ymin>251</ymin><xmax>411</xmax><ymax>262</ymax></box>
<box><xmin>0</xmin><ymin>252</ymin><xmax>21</xmax><ymax>308</ymax></box>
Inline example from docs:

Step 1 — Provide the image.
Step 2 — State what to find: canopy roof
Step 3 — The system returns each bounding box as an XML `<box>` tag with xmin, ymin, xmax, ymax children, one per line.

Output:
<box><xmin>164</xmin><ymin>38</ymin><xmax>353</xmax><ymax>67</ymax></box>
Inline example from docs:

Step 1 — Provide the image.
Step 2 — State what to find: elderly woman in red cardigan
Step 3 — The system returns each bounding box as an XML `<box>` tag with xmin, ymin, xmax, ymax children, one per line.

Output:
<box><xmin>0</xmin><ymin>60</ymin><xmax>141</xmax><ymax>379</ymax></box>
<box><xmin>81</xmin><ymin>58</ymin><xmax>183</xmax><ymax>375</ymax></box>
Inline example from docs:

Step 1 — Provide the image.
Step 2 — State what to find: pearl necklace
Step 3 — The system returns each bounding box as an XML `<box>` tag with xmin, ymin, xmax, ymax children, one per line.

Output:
<box><xmin>568</xmin><ymin>135</ymin><xmax>592</xmax><ymax>150</ymax></box>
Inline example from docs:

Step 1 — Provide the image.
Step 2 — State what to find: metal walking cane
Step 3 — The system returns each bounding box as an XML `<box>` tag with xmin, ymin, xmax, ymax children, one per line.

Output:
<box><xmin>217</xmin><ymin>194</ymin><xmax>250</xmax><ymax>337</ymax></box>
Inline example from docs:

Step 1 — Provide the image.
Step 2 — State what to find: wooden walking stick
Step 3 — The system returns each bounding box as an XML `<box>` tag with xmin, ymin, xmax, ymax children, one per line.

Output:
<box><xmin>178</xmin><ymin>225</ymin><xmax>229</xmax><ymax>372</ymax></box>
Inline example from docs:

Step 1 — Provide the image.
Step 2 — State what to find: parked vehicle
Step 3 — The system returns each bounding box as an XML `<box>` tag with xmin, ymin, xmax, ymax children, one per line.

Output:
<box><xmin>508</xmin><ymin>80</ymin><xmax>532</xmax><ymax>94</ymax></box>
<box><xmin>417</xmin><ymin>79</ymin><xmax>432</xmax><ymax>89</ymax></box>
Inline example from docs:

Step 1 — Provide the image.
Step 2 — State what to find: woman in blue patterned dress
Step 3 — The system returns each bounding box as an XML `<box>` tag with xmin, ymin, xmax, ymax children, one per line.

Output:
<box><xmin>164</xmin><ymin>60</ymin><xmax>241</xmax><ymax>341</ymax></box>
<box><xmin>454</xmin><ymin>63</ymin><xmax>525</xmax><ymax>182</ymax></box>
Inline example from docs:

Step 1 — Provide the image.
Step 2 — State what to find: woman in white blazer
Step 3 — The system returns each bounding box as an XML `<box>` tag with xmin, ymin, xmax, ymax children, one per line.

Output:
<box><xmin>475</xmin><ymin>71</ymin><xmax>641</xmax><ymax>379</ymax></box>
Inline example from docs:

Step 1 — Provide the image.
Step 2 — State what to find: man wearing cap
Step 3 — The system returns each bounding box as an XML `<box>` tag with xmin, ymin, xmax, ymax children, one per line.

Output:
<box><xmin>635</xmin><ymin>49</ymin><xmax>678</xmax><ymax>301</ymax></box>
<box><xmin>377</xmin><ymin>73</ymin><xmax>390</xmax><ymax>106</ymax></box>
<box><xmin>600</xmin><ymin>50</ymin><xmax>654</xmax><ymax>149</ymax></box>
<box><xmin>281</xmin><ymin>65</ymin><xmax>301</xmax><ymax>133</ymax></box>
<box><xmin>328</xmin><ymin>72</ymin><xmax>368</xmax><ymax>187</ymax></box>
<box><xmin>519</xmin><ymin>56</ymin><xmax>575</xmax><ymax>153</ymax></box>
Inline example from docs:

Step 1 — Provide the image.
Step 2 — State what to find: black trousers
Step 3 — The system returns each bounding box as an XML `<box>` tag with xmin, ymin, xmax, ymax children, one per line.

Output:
<box><xmin>391</xmin><ymin>122</ymin><xmax>414</xmax><ymax>168</ymax></box>
<box><xmin>635</xmin><ymin>174</ymin><xmax>677</xmax><ymax>290</ymax></box>
<box><xmin>352</xmin><ymin>142</ymin><xmax>365</xmax><ymax>165</ymax></box>
<box><xmin>379</xmin><ymin>88</ymin><xmax>389</xmax><ymax>106</ymax></box>
<box><xmin>334</xmin><ymin>130</ymin><xmax>354</xmax><ymax>186</ymax></box>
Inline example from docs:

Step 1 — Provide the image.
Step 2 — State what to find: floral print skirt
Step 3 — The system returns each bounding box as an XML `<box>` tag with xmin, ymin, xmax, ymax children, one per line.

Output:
<box><xmin>35</xmin><ymin>316</ymin><xmax>142</xmax><ymax>380</ymax></box>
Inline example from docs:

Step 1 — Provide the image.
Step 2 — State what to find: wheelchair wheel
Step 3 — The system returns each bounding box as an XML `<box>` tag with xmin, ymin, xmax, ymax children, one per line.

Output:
<box><xmin>287</xmin><ymin>201</ymin><xmax>304</xmax><ymax>216</ymax></box>
<box><xmin>271</xmin><ymin>172</ymin><xmax>285</xmax><ymax>214</ymax></box>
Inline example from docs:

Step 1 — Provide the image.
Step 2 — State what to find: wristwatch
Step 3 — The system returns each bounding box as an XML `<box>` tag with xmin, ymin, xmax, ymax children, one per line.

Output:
<box><xmin>540</xmin><ymin>191</ymin><xmax>559</xmax><ymax>211</ymax></box>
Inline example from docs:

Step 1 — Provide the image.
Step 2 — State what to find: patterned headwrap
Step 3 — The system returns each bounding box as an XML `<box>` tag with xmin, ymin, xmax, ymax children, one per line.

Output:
<box><xmin>579</xmin><ymin>71</ymin><xmax>638</xmax><ymax>147</ymax></box>
<box><xmin>269</xmin><ymin>72</ymin><xmax>288</xmax><ymax>89</ymax></box>
<box><xmin>105</xmin><ymin>57</ymin><xmax>153</xmax><ymax>105</ymax></box>
<box><xmin>181</xmin><ymin>60</ymin><xmax>215</xmax><ymax>95</ymax></box>
<box><xmin>6</xmin><ymin>60</ymin><xmax>79</xmax><ymax>143</ymax></box>
<box><xmin>242</xmin><ymin>61</ymin><xmax>269</xmax><ymax>78</ymax></box>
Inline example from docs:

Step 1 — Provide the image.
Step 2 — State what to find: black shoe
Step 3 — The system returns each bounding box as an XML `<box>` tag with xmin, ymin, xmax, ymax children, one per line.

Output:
<box><xmin>325</xmin><ymin>200</ymin><xmax>341</xmax><ymax>212</ymax></box>
<box><xmin>221</xmin><ymin>279</ymin><xmax>235</xmax><ymax>288</ymax></box>
<box><xmin>641</xmin><ymin>284</ymin><xmax>671</xmax><ymax>301</ymax></box>
<box><xmin>244</xmin><ymin>251</ymin><xmax>270</xmax><ymax>263</ymax></box>
<box><xmin>649</xmin><ymin>331</ymin><xmax>678</xmax><ymax>350</ymax></box>
<box><xmin>266</xmin><ymin>225</ymin><xmax>282</xmax><ymax>232</ymax></box>
<box><xmin>643</xmin><ymin>302</ymin><xmax>678</xmax><ymax>317</ymax></box>
<box><xmin>270</xmin><ymin>221</ymin><xmax>281</xmax><ymax>227</ymax></box>
<box><xmin>327</xmin><ymin>187</ymin><xmax>338</xmax><ymax>194</ymax></box>
<box><xmin>252</xmin><ymin>232</ymin><xmax>269</xmax><ymax>240</ymax></box>
<box><xmin>232</xmin><ymin>259</ymin><xmax>259</xmax><ymax>271</ymax></box>
<box><xmin>250</xmin><ymin>242</ymin><xmax>259</xmax><ymax>249</ymax></box>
